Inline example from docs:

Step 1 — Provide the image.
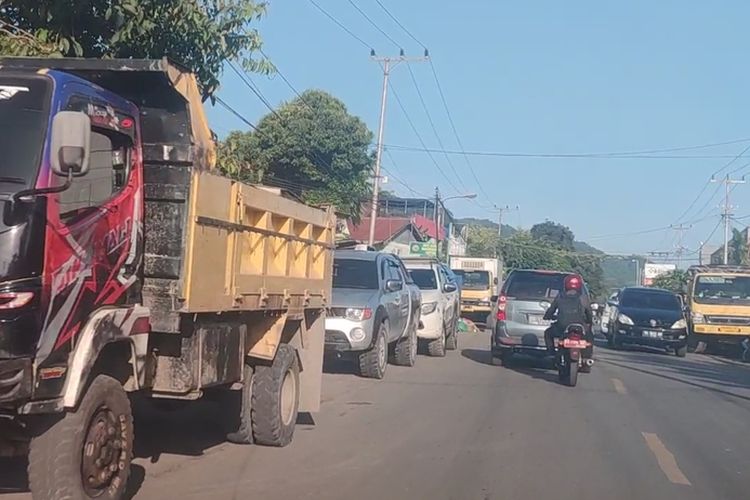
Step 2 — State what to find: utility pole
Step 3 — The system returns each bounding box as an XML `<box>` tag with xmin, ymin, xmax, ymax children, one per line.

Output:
<box><xmin>367</xmin><ymin>50</ymin><xmax>429</xmax><ymax>246</ymax></box>
<box><xmin>434</xmin><ymin>187</ymin><xmax>441</xmax><ymax>258</ymax></box>
<box><xmin>671</xmin><ymin>223</ymin><xmax>692</xmax><ymax>268</ymax></box>
<box><xmin>711</xmin><ymin>174</ymin><xmax>746</xmax><ymax>265</ymax></box>
<box><xmin>493</xmin><ymin>204</ymin><xmax>519</xmax><ymax>237</ymax></box>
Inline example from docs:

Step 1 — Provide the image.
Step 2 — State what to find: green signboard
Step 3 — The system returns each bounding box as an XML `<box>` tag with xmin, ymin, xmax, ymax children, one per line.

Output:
<box><xmin>409</xmin><ymin>241</ymin><xmax>437</xmax><ymax>256</ymax></box>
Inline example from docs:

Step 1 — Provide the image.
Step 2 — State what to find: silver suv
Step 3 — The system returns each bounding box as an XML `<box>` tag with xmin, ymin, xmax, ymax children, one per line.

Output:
<box><xmin>491</xmin><ymin>270</ymin><xmax>590</xmax><ymax>362</ymax></box>
<box><xmin>325</xmin><ymin>250</ymin><xmax>421</xmax><ymax>379</ymax></box>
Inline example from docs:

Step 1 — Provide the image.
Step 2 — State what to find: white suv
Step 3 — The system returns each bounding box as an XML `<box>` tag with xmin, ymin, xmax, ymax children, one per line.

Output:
<box><xmin>402</xmin><ymin>258</ymin><xmax>460</xmax><ymax>356</ymax></box>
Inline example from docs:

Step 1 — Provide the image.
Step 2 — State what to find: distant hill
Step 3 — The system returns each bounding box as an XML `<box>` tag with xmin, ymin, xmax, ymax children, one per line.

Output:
<box><xmin>454</xmin><ymin>217</ymin><xmax>517</xmax><ymax>237</ymax></box>
<box><xmin>573</xmin><ymin>240</ymin><xmax>605</xmax><ymax>254</ymax></box>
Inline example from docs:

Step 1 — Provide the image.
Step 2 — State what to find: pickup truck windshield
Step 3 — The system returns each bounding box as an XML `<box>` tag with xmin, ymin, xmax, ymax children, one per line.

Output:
<box><xmin>452</xmin><ymin>270</ymin><xmax>489</xmax><ymax>290</ymax></box>
<box><xmin>333</xmin><ymin>258</ymin><xmax>379</xmax><ymax>290</ymax></box>
<box><xmin>409</xmin><ymin>269</ymin><xmax>438</xmax><ymax>290</ymax></box>
<box><xmin>693</xmin><ymin>275</ymin><xmax>750</xmax><ymax>305</ymax></box>
<box><xmin>0</xmin><ymin>75</ymin><xmax>50</xmax><ymax>193</ymax></box>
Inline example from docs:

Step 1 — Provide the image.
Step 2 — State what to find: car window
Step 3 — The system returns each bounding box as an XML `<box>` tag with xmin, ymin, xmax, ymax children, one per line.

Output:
<box><xmin>382</xmin><ymin>259</ymin><xmax>401</xmax><ymax>282</ymax></box>
<box><xmin>503</xmin><ymin>272</ymin><xmax>566</xmax><ymax>300</ymax></box>
<box><xmin>333</xmin><ymin>258</ymin><xmax>379</xmax><ymax>290</ymax></box>
<box><xmin>620</xmin><ymin>290</ymin><xmax>681</xmax><ymax>310</ymax></box>
<box><xmin>410</xmin><ymin>268</ymin><xmax>438</xmax><ymax>290</ymax></box>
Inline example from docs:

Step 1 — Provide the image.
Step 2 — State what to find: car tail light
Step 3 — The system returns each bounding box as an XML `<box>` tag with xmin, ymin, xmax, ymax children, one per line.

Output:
<box><xmin>0</xmin><ymin>291</ymin><xmax>33</xmax><ymax>310</ymax></box>
<box><xmin>496</xmin><ymin>294</ymin><xmax>507</xmax><ymax>321</ymax></box>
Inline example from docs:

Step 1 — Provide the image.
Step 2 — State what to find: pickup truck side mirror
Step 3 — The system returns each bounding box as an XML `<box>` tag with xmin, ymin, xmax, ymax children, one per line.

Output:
<box><xmin>490</xmin><ymin>295</ymin><xmax>499</xmax><ymax>302</ymax></box>
<box><xmin>443</xmin><ymin>282</ymin><xmax>457</xmax><ymax>293</ymax></box>
<box><xmin>50</xmin><ymin>111</ymin><xmax>91</xmax><ymax>177</ymax></box>
<box><xmin>385</xmin><ymin>279</ymin><xmax>403</xmax><ymax>292</ymax></box>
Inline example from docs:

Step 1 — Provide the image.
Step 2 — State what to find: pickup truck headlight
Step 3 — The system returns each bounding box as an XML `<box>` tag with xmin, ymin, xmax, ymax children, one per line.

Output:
<box><xmin>345</xmin><ymin>308</ymin><xmax>372</xmax><ymax>321</ymax></box>
<box><xmin>671</xmin><ymin>319</ymin><xmax>687</xmax><ymax>329</ymax></box>
<box><xmin>421</xmin><ymin>302</ymin><xmax>437</xmax><ymax>315</ymax></box>
<box><xmin>691</xmin><ymin>312</ymin><xmax>705</xmax><ymax>324</ymax></box>
<box><xmin>617</xmin><ymin>313</ymin><xmax>634</xmax><ymax>326</ymax></box>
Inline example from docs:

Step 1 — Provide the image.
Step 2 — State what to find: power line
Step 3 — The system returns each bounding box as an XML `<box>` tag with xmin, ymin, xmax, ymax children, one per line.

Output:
<box><xmin>346</xmin><ymin>0</ymin><xmax>401</xmax><ymax>49</ymax></box>
<box><xmin>214</xmin><ymin>96</ymin><xmax>259</xmax><ymax>131</ymax></box>
<box><xmin>388</xmin><ymin>83</ymin><xmax>461</xmax><ymax>195</ymax></box>
<box><xmin>227</xmin><ymin>61</ymin><xmax>280</xmax><ymax>118</ymax></box>
<box><xmin>308</xmin><ymin>0</ymin><xmax>373</xmax><ymax>50</ymax></box>
<box><xmin>382</xmin><ymin>143</ymin><xmax>741</xmax><ymax>159</ymax></box>
<box><xmin>373</xmin><ymin>0</ymin><xmax>427</xmax><ymax>48</ymax></box>
<box><xmin>405</xmin><ymin>64</ymin><xmax>468</xmax><ymax>192</ymax></box>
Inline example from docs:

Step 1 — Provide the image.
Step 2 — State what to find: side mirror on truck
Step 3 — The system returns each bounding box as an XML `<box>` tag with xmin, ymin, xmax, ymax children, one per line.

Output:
<box><xmin>50</xmin><ymin>111</ymin><xmax>91</xmax><ymax>177</ymax></box>
<box><xmin>443</xmin><ymin>282</ymin><xmax>457</xmax><ymax>293</ymax></box>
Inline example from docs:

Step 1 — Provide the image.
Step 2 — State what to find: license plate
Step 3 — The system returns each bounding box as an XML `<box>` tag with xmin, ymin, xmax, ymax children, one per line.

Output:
<box><xmin>528</xmin><ymin>315</ymin><xmax>550</xmax><ymax>326</ymax></box>
<box><xmin>642</xmin><ymin>330</ymin><xmax>663</xmax><ymax>338</ymax></box>
<box><xmin>562</xmin><ymin>339</ymin><xmax>588</xmax><ymax>349</ymax></box>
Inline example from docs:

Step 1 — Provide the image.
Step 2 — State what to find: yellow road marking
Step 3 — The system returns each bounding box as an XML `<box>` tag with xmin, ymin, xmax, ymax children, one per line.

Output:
<box><xmin>611</xmin><ymin>378</ymin><xmax>627</xmax><ymax>395</ymax></box>
<box><xmin>642</xmin><ymin>432</ymin><xmax>692</xmax><ymax>486</ymax></box>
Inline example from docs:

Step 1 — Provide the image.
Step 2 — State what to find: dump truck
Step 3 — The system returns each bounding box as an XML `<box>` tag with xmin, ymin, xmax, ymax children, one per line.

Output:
<box><xmin>0</xmin><ymin>57</ymin><xmax>334</xmax><ymax>499</ymax></box>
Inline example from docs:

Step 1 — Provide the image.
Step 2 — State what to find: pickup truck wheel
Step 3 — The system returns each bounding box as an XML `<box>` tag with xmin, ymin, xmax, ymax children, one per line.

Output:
<box><xmin>251</xmin><ymin>344</ymin><xmax>300</xmax><ymax>447</ymax></box>
<box><xmin>28</xmin><ymin>374</ymin><xmax>133</xmax><ymax>500</ymax></box>
<box><xmin>359</xmin><ymin>320</ymin><xmax>388</xmax><ymax>379</ymax></box>
<box><xmin>427</xmin><ymin>327</ymin><xmax>447</xmax><ymax>357</ymax></box>
<box><xmin>446</xmin><ymin>320</ymin><xmax>458</xmax><ymax>351</ymax></box>
<box><xmin>225</xmin><ymin>364</ymin><xmax>254</xmax><ymax>445</ymax></box>
<box><xmin>393</xmin><ymin>318</ymin><xmax>417</xmax><ymax>367</ymax></box>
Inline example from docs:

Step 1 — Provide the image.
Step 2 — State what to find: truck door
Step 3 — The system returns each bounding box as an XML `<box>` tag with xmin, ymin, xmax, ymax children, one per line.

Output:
<box><xmin>37</xmin><ymin>93</ymin><xmax>142</xmax><ymax>362</ymax></box>
<box><xmin>381</xmin><ymin>257</ymin><xmax>407</xmax><ymax>339</ymax></box>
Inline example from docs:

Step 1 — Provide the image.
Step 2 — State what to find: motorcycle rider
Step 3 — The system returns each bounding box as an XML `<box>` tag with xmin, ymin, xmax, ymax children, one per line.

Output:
<box><xmin>542</xmin><ymin>274</ymin><xmax>594</xmax><ymax>360</ymax></box>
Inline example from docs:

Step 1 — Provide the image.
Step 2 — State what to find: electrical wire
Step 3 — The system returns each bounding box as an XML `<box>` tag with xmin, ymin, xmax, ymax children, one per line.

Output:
<box><xmin>346</xmin><ymin>0</ymin><xmax>401</xmax><ymax>49</ymax></box>
<box><xmin>308</xmin><ymin>0</ymin><xmax>373</xmax><ymax>50</ymax></box>
<box><xmin>388</xmin><ymin>82</ymin><xmax>461</xmax><ymax>195</ymax></box>
<box><xmin>405</xmin><ymin>64</ymin><xmax>468</xmax><ymax>192</ymax></box>
<box><xmin>373</xmin><ymin>0</ymin><xmax>427</xmax><ymax>48</ymax></box>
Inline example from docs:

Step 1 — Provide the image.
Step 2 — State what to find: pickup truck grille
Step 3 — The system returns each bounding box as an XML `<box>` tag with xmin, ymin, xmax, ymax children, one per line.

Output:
<box><xmin>705</xmin><ymin>315</ymin><xmax>750</xmax><ymax>326</ymax></box>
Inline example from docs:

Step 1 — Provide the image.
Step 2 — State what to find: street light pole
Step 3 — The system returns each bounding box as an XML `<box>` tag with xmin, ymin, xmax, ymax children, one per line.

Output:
<box><xmin>436</xmin><ymin>191</ymin><xmax>477</xmax><ymax>260</ymax></box>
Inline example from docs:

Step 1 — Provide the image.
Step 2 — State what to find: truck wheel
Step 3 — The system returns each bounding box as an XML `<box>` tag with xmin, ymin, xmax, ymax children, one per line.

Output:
<box><xmin>28</xmin><ymin>374</ymin><xmax>133</xmax><ymax>500</ymax></box>
<box><xmin>225</xmin><ymin>364</ymin><xmax>254</xmax><ymax>444</ymax></box>
<box><xmin>427</xmin><ymin>327</ymin><xmax>447</xmax><ymax>357</ymax></box>
<box><xmin>359</xmin><ymin>320</ymin><xmax>388</xmax><ymax>379</ymax></box>
<box><xmin>393</xmin><ymin>318</ymin><xmax>417</xmax><ymax>367</ymax></box>
<box><xmin>251</xmin><ymin>344</ymin><xmax>300</xmax><ymax>447</ymax></box>
<box><xmin>446</xmin><ymin>321</ymin><xmax>458</xmax><ymax>351</ymax></box>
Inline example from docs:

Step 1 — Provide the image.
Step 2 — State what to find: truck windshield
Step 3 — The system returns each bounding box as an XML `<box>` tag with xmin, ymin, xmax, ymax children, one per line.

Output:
<box><xmin>452</xmin><ymin>270</ymin><xmax>489</xmax><ymax>290</ymax></box>
<box><xmin>693</xmin><ymin>275</ymin><xmax>750</xmax><ymax>305</ymax></box>
<box><xmin>333</xmin><ymin>258</ymin><xmax>379</xmax><ymax>290</ymax></box>
<box><xmin>0</xmin><ymin>75</ymin><xmax>50</xmax><ymax>193</ymax></box>
<box><xmin>409</xmin><ymin>269</ymin><xmax>438</xmax><ymax>290</ymax></box>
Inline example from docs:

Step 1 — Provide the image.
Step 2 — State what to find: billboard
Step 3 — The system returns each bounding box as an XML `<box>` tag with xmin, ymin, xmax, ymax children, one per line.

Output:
<box><xmin>643</xmin><ymin>263</ymin><xmax>676</xmax><ymax>286</ymax></box>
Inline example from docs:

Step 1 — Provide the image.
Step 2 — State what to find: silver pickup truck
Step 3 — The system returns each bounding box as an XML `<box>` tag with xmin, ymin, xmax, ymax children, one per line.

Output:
<box><xmin>325</xmin><ymin>250</ymin><xmax>421</xmax><ymax>379</ymax></box>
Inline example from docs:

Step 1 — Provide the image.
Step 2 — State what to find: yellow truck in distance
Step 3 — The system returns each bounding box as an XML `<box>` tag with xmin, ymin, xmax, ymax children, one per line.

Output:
<box><xmin>450</xmin><ymin>257</ymin><xmax>503</xmax><ymax>323</ymax></box>
<box><xmin>687</xmin><ymin>265</ymin><xmax>750</xmax><ymax>351</ymax></box>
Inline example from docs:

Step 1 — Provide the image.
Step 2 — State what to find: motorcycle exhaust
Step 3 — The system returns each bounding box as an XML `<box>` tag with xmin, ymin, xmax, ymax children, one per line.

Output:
<box><xmin>584</xmin><ymin>358</ymin><xmax>595</xmax><ymax>367</ymax></box>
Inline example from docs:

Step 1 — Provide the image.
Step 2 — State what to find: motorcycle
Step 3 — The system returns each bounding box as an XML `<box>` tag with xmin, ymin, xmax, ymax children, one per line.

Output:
<box><xmin>555</xmin><ymin>323</ymin><xmax>593</xmax><ymax>387</ymax></box>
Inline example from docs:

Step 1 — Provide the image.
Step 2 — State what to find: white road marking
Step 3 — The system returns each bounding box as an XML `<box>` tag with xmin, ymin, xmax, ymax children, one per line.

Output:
<box><xmin>642</xmin><ymin>432</ymin><xmax>692</xmax><ymax>486</ymax></box>
<box><xmin>611</xmin><ymin>378</ymin><xmax>627</xmax><ymax>395</ymax></box>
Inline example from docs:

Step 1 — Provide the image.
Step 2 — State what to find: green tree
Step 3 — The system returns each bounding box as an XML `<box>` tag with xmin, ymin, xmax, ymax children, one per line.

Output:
<box><xmin>222</xmin><ymin>89</ymin><xmax>374</xmax><ymax>220</ymax></box>
<box><xmin>728</xmin><ymin>228</ymin><xmax>749</xmax><ymax>266</ymax></box>
<box><xmin>0</xmin><ymin>0</ymin><xmax>269</xmax><ymax>97</ymax></box>
<box><xmin>530</xmin><ymin>221</ymin><xmax>575</xmax><ymax>251</ymax></box>
<box><xmin>466</xmin><ymin>226</ymin><xmax>500</xmax><ymax>258</ymax></box>
<box><xmin>651</xmin><ymin>270</ymin><xmax>689</xmax><ymax>293</ymax></box>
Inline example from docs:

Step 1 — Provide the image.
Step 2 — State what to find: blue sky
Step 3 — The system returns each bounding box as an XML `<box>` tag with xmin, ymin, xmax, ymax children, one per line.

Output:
<box><xmin>205</xmin><ymin>0</ymin><xmax>750</xmax><ymax>260</ymax></box>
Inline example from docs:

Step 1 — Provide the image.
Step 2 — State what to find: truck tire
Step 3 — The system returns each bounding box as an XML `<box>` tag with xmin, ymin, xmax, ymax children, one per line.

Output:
<box><xmin>427</xmin><ymin>327</ymin><xmax>447</xmax><ymax>357</ymax></box>
<box><xmin>446</xmin><ymin>320</ymin><xmax>458</xmax><ymax>351</ymax></box>
<box><xmin>393</xmin><ymin>317</ymin><xmax>417</xmax><ymax>367</ymax></box>
<box><xmin>251</xmin><ymin>344</ymin><xmax>300</xmax><ymax>447</ymax></box>
<box><xmin>225</xmin><ymin>364</ymin><xmax>254</xmax><ymax>445</ymax></box>
<box><xmin>359</xmin><ymin>320</ymin><xmax>388</xmax><ymax>379</ymax></box>
<box><xmin>28</xmin><ymin>374</ymin><xmax>133</xmax><ymax>500</ymax></box>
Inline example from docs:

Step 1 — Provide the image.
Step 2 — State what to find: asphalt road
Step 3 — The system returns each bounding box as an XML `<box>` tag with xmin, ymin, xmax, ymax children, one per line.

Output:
<box><xmin>2</xmin><ymin>331</ymin><xmax>750</xmax><ymax>500</ymax></box>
